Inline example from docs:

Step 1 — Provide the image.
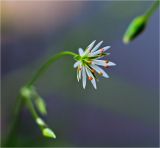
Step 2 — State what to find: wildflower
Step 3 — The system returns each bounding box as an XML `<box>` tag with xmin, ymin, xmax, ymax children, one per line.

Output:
<box><xmin>74</xmin><ymin>40</ymin><xmax>116</xmax><ymax>89</ymax></box>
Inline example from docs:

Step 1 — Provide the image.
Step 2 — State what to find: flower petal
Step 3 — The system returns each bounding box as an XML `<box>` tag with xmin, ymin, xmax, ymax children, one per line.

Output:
<box><xmin>89</xmin><ymin>50</ymin><xmax>101</xmax><ymax>57</ymax></box>
<box><xmin>85</xmin><ymin>67</ymin><xmax>97</xmax><ymax>89</ymax></box>
<box><xmin>89</xmin><ymin>46</ymin><xmax>110</xmax><ymax>57</ymax></box>
<box><xmin>83</xmin><ymin>40</ymin><xmax>96</xmax><ymax>56</ymax></box>
<box><xmin>102</xmin><ymin>46</ymin><xmax>111</xmax><ymax>52</ymax></box>
<box><xmin>78</xmin><ymin>48</ymin><xmax>84</xmax><ymax>56</ymax></box>
<box><xmin>74</xmin><ymin>61</ymin><xmax>81</xmax><ymax>68</ymax></box>
<box><xmin>95</xmin><ymin>53</ymin><xmax>111</xmax><ymax>59</ymax></box>
<box><xmin>77</xmin><ymin>64</ymin><xmax>82</xmax><ymax>82</ymax></box>
<box><xmin>77</xmin><ymin>68</ymin><xmax>80</xmax><ymax>82</ymax></box>
<box><xmin>82</xmin><ymin>66</ymin><xmax>87</xmax><ymax>89</ymax></box>
<box><xmin>107</xmin><ymin>61</ymin><xmax>116</xmax><ymax>66</ymax></box>
<box><xmin>92</xmin><ymin>60</ymin><xmax>106</xmax><ymax>66</ymax></box>
<box><xmin>78</xmin><ymin>64</ymin><xmax>82</xmax><ymax>80</ymax></box>
<box><xmin>90</xmin><ymin>64</ymin><xmax>109</xmax><ymax>78</ymax></box>
<box><xmin>91</xmin><ymin>41</ymin><xmax>103</xmax><ymax>53</ymax></box>
<box><xmin>79</xmin><ymin>69</ymin><xmax>81</xmax><ymax>80</ymax></box>
<box><xmin>87</xmin><ymin>40</ymin><xmax>96</xmax><ymax>51</ymax></box>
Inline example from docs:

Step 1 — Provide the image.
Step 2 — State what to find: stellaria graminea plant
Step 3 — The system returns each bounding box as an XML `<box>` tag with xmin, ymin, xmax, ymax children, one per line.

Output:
<box><xmin>5</xmin><ymin>40</ymin><xmax>116</xmax><ymax>146</ymax></box>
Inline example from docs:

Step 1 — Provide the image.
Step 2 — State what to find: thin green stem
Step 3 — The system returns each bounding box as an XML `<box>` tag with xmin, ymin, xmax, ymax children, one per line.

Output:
<box><xmin>144</xmin><ymin>0</ymin><xmax>159</xmax><ymax>21</ymax></box>
<box><xmin>5</xmin><ymin>51</ymin><xmax>77</xmax><ymax>145</ymax></box>
<box><xmin>4</xmin><ymin>94</ymin><xmax>24</xmax><ymax>146</ymax></box>
<box><xmin>25</xmin><ymin>96</ymin><xmax>39</xmax><ymax>119</ymax></box>
<box><xmin>27</xmin><ymin>51</ymin><xmax>77</xmax><ymax>86</ymax></box>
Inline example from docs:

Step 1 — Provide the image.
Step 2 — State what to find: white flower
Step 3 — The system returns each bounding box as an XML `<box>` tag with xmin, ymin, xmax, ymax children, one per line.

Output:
<box><xmin>74</xmin><ymin>40</ymin><xmax>116</xmax><ymax>89</ymax></box>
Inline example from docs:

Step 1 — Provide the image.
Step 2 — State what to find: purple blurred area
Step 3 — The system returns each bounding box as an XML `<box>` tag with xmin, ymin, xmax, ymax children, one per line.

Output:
<box><xmin>1</xmin><ymin>1</ymin><xmax>159</xmax><ymax>147</ymax></box>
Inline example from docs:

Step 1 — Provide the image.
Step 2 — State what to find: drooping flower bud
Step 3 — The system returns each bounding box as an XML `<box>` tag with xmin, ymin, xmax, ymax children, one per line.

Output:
<box><xmin>42</xmin><ymin>128</ymin><xmax>56</xmax><ymax>139</ymax></box>
<box><xmin>123</xmin><ymin>16</ymin><xmax>147</xmax><ymax>44</ymax></box>
<box><xmin>36</xmin><ymin>117</ymin><xmax>46</xmax><ymax>127</ymax></box>
<box><xmin>35</xmin><ymin>96</ymin><xmax>47</xmax><ymax>115</ymax></box>
<box><xmin>20</xmin><ymin>87</ymin><xmax>32</xmax><ymax>99</ymax></box>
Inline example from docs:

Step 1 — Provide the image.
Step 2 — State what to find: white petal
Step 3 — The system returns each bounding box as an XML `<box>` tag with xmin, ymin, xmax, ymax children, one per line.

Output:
<box><xmin>89</xmin><ymin>46</ymin><xmax>110</xmax><ymax>57</ymax></box>
<box><xmin>91</xmin><ymin>41</ymin><xmax>103</xmax><ymax>53</ymax></box>
<box><xmin>95</xmin><ymin>53</ymin><xmax>111</xmax><ymax>59</ymax></box>
<box><xmin>82</xmin><ymin>66</ymin><xmax>87</xmax><ymax>89</ymax></box>
<box><xmin>89</xmin><ymin>50</ymin><xmax>102</xmax><ymax>57</ymax></box>
<box><xmin>77</xmin><ymin>63</ymin><xmax>82</xmax><ymax>82</ymax></box>
<box><xmin>78</xmin><ymin>63</ymin><xmax>82</xmax><ymax>80</ymax></box>
<box><xmin>87</xmin><ymin>40</ymin><xmax>96</xmax><ymax>51</ymax></box>
<box><xmin>107</xmin><ymin>61</ymin><xmax>116</xmax><ymax>66</ymax></box>
<box><xmin>77</xmin><ymin>68</ymin><xmax>80</xmax><ymax>82</ymax></box>
<box><xmin>90</xmin><ymin>64</ymin><xmax>109</xmax><ymax>78</ymax></box>
<box><xmin>92</xmin><ymin>60</ymin><xmax>106</xmax><ymax>66</ymax></box>
<box><xmin>85</xmin><ymin>67</ymin><xmax>97</xmax><ymax>89</ymax></box>
<box><xmin>102</xmin><ymin>46</ymin><xmax>111</xmax><ymax>52</ymax></box>
<box><xmin>83</xmin><ymin>40</ymin><xmax>96</xmax><ymax>56</ymax></box>
<box><xmin>79</xmin><ymin>69</ymin><xmax>81</xmax><ymax>80</ymax></box>
<box><xmin>74</xmin><ymin>61</ymin><xmax>81</xmax><ymax>68</ymax></box>
<box><xmin>78</xmin><ymin>48</ymin><xmax>84</xmax><ymax>56</ymax></box>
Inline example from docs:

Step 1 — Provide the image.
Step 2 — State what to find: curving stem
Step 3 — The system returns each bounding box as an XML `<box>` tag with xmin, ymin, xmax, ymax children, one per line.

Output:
<box><xmin>4</xmin><ymin>51</ymin><xmax>77</xmax><ymax>146</ymax></box>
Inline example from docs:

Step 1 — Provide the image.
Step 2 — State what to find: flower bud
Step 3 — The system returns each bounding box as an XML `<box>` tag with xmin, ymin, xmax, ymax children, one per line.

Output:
<box><xmin>20</xmin><ymin>87</ymin><xmax>32</xmax><ymax>99</ymax></box>
<box><xmin>123</xmin><ymin>16</ymin><xmax>147</xmax><ymax>44</ymax></box>
<box><xmin>35</xmin><ymin>97</ymin><xmax>47</xmax><ymax>115</ymax></box>
<box><xmin>42</xmin><ymin>128</ymin><xmax>56</xmax><ymax>139</ymax></box>
<box><xmin>36</xmin><ymin>118</ymin><xmax>46</xmax><ymax>127</ymax></box>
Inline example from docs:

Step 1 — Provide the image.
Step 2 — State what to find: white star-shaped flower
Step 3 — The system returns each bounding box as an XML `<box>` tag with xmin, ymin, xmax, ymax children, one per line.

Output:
<box><xmin>74</xmin><ymin>40</ymin><xmax>116</xmax><ymax>89</ymax></box>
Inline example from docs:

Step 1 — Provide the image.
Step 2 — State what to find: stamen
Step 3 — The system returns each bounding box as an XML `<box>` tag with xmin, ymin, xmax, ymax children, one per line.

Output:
<box><xmin>99</xmin><ymin>72</ymin><xmax>103</xmax><ymax>76</ymax></box>
<box><xmin>88</xmin><ymin>76</ymin><xmax>93</xmax><ymax>81</ymax></box>
<box><xmin>105</xmin><ymin>60</ymin><xmax>109</xmax><ymax>63</ymax></box>
<box><xmin>104</xmin><ymin>65</ymin><xmax>109</xmax><ymax>68</ymax></box>
<box><xmin>87</xmin><ymin>61</ymin><xmax>92</xmax><ymax>64</ymax></box>
<box><xmin>78</xmin><ymin>67</ymin><xmax>82</xmax><ymax>71</ymax></box>
<box><xmin>100</xmin><ymin>48</ymin><xmax>104</xmax><ymax>53</ymax></box>
<box><xmin>91</xmin><ymin>69</ymin><xmax>95</xmax><ymax>73</ymax></box>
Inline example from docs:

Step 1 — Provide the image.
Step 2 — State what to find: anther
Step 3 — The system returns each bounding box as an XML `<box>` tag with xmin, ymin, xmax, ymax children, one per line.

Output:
<box><xmin>105</xmin><ymin>60</ymin><xmax>109</xmax><ymax>63</ymax></box>
<box><xmin>91</xmin><ymin>69</ymin><xmax>95</xmax><ymax>73</ymax></box>
<box><xmin>99</xmin><ymin>72</ymin><xmax>103</xmax><ymax>76</ymax></box>
<box><xmin>104</xmin><ymin>65</ymin><xmax>109</xmax><ymax>68</ymax></box>
<box><xmin>88</xmin><ymin>76</ymin><xmax>93</xmax><ymax>80</ymax></box>
<box><xmin>78</xmin><ymin>67</ymin><xmax>82</xmax><ymax>71</ymax></box>
<box><xmin>100</xmin><ymin>48</ymin><xmax>104</xmax><ymax>53</ymax></box>
<box><xmin>87</xmin><ymin>61</ymin><xmax>92</xmax><ymax>64</ymax></box>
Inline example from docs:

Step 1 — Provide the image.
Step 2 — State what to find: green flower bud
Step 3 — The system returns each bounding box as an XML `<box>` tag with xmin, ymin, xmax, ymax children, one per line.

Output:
<box><xmin>123</xmin><ymin>16</ymin><xmax>147</xmax><ymax>44</ymax></box>
<box><xmin>36</xmin><ymin>118</ymin><xmax>46</xmax><ymax>127</ymax></box>
<box><xmin>20</xmin><ymin>87</ymin><xmax>32</xmax><ymax>99</ymax></box>
<box><xmin>35</xmin><ymin>97</ymin><xmax>47</xmax><ymax>115</ymax></box>
<box><xmin>42</xmin><ymin>128</ymin><xmax>56</xmax><ymax>139</ymax></box>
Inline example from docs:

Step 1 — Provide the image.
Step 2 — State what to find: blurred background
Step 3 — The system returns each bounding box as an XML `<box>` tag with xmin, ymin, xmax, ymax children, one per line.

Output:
<box><xmin>1</xmin><ymin>1</ymin><xmax>159</xmax><ymax>147</ymax></box>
